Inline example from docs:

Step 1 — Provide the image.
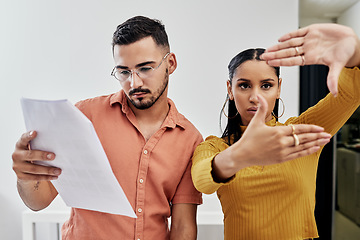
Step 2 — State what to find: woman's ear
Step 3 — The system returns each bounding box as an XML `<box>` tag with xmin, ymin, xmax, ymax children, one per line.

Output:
<box><xmin>227</xmin><ymin>80</ymin><xmax>234</xmax><ymax>100</ymax></box>
<box><xmin>277</xmin><ymin>77</ymin><xmax>282</xmax><ymax>98</ymax></box>
<box><xmin>167</xmin><ymin>52</ymin><xmax>177</xmax><ymax>74</ymax></box>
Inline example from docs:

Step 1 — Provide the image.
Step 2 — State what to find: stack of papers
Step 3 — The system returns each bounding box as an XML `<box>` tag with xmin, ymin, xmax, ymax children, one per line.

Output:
<box><xmin>21</xmin><ymin>98</ymin><xmax>136</xmax><ymax>218</ymax></box>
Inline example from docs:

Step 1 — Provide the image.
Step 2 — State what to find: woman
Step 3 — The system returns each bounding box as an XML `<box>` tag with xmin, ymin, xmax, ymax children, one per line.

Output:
<box><xmin>191</xmin><ymin>23</ymin><xmax>360</xmax><ymax>240</ymax></box>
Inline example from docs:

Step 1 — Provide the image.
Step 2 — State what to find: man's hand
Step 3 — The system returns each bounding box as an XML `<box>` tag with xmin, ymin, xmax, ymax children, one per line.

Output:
<box><xmin>12</xmin><ymin>131</ymin><xmax>61</xmax><ymax>181</ymax></box>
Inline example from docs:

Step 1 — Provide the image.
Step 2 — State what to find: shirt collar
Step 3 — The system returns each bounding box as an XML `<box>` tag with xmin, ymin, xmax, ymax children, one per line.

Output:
<box><xmin>109</xmin><ymin>90</ymin><xmax>186</xmax><ymax>130</ymax></box>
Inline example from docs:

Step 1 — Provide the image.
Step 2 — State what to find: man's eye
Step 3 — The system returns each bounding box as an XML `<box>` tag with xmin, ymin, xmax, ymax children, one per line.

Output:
<box><xmin>138</xmin><ymin>67</ymin><xmax>153</xmax><ymax>73</ymax></box>
<box><xmin>119</xmin><ymin>70</ymin><xmax>131</xmax><ymax>76</ymax></box>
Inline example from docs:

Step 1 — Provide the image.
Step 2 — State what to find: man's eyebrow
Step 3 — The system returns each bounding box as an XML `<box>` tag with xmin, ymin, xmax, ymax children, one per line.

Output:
<box><xmin>115</xmin><ymin>61</ymin><xmax>156</xmax><ymax>69</ymax></box>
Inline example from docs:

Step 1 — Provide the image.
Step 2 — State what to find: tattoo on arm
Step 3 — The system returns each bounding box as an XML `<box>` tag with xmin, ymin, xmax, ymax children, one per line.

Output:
<box><xmin>34</xmin><ymin>181</ymin><xmax>40</xmax><ymax>191</ymax></box>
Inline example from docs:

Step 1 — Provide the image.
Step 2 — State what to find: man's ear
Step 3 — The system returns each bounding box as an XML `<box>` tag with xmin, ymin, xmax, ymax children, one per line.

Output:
<box><xmin>167</xmin><ymin>52</ymin><xmax>177</xmax><ymax>74</ymax></box>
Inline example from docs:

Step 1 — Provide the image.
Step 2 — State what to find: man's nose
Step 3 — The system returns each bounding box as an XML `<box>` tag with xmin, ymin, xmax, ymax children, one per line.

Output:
<box><xmin>130</xmin><ymin>70</ymin><xmax>144</xmax><ymax>89</ymax></box>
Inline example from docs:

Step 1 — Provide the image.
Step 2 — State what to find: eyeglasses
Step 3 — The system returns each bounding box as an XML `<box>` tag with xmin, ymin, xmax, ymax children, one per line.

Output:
<box><xmin>111</xmin><ymin>53</ymin><xmax>170</xmax><ymax>82</ymax></box>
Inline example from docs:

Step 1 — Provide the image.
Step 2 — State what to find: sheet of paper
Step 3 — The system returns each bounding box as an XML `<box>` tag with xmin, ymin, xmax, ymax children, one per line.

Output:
<box><xmin>21</xmin><ymin>98</ymin><xmax>136</xmax><ymax>218</ymax></box>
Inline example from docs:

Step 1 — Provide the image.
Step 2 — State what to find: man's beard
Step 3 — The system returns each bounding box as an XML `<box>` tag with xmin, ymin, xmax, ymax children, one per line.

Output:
<box><xmin>128</xmin><ymin>69</ymin><xmax>169</xmax><ymax>110</ymax></box>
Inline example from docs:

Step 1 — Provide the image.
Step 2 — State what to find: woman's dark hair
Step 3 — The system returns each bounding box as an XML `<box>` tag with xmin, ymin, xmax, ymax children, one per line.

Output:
<box><xmin>112</xmin><ymin>16</ymin><xmax>169</xmax><ymax>52</ymax></box>
<box><xmin>221</xmin><ymin>48</ymin><xmax>280</xmax><ymax>145</ymax></box>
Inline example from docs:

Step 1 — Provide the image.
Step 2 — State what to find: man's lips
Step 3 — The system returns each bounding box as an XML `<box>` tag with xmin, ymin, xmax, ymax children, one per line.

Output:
<box><xmin>129</xmin><ymin>88</ymin><xmax>150</xmax><ymax>98</ymax></box>
<box><xmin>132</xmin><ymin>92</ymin><xmax>147</xmax><ymax>97</ymax></box>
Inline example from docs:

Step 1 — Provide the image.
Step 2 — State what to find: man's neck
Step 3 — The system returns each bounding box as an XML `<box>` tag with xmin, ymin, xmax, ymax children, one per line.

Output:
<box><xmin>128</xmin><ymin>96</ymin><xmax>170</xmax><ymax>141</ymax></box>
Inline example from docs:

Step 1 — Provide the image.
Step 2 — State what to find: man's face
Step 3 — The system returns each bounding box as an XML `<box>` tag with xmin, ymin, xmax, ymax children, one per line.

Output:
<box><xmin>112</xmin><ymin>37</ymin><xmax>175</xmax><ymax>110</ymax></box>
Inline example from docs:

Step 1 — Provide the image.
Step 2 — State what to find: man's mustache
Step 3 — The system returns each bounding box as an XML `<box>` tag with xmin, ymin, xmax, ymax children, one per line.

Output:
<box><xmin>129</xmin><ymin>88</ymin><xmax>151</xmax><ymax>96</ymax></box>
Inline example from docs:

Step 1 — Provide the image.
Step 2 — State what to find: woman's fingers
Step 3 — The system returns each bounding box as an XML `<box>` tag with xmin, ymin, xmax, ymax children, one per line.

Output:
<box><xmin>288</xmin><ymin>124</ymin><xmax>325</xmax><ymax>134</ymax></box>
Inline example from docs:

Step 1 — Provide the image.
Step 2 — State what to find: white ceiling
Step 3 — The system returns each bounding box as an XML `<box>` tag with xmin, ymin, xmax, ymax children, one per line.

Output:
<box><xmin>300</xmin><ymin>0</ymin><xmax>359</xmax><ymax>19</ymax></box>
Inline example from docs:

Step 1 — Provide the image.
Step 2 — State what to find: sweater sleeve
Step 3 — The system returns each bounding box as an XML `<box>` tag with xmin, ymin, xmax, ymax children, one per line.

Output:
<box><xmin>191</xmin><ymin>136</ymin><xmax>236</xmax><ymax>194</ymax></box>
<box><xmin>286</xmin><ymin>67</ymin><xmax>360</xmax><ymax>136</ymax></box>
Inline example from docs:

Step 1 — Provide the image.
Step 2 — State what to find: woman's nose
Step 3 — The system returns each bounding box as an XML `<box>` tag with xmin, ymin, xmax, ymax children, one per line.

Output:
<box><xmin>249</xmin><ymin>89</ymin><xmax>260</xmax><ymax>104</ymax></box>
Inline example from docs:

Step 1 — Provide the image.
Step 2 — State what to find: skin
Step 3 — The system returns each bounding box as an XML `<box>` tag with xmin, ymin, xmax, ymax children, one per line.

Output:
<box><xmin>227</xmin><ymin>60</ymin><xmax>282</xmax><ymax>126</ymax></box>
<box><xmin>13</xmin><ymin>36</ymin><xmax>197</xmax><ymax>240</ymax></box>
<box><xmin>213</xmin><ymin>23</ymin><xmax>360</xmax><ymax>182</ymax></box>
<box><xmin>261</xmin><ymin>23</ymin><xmax>360</xmax><ymax>96</ymax></box>
<box><xmin>212</xmin><ymin>60</ymin><xmax>332</xmax><ymax>182</ymax></box>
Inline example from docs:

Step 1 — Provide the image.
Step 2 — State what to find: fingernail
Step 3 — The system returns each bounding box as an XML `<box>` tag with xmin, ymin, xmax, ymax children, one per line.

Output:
<box><xmin>29</xmin><ymin>131</ymin><xmax>34</xmax><ymax>137</ymax></box>
<box><xmin>54</xmin><ymin>169</ymin><xmax>61</xmax><ymax>175</ymax></box>
<box><xmin>47</xmin><ymin>153</ymin><xmax>54</xmax><ymax>160</ymax></box>
<box><xmin>51</xmin><ymin>176</ymin><xmax>58</xmax><ymax>180</ymax></box>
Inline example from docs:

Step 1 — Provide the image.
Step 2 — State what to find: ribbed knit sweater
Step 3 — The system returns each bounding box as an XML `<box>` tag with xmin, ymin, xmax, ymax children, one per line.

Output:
<box><xmin>191</xmin><ymin>67</ymin><xmax>360</xmax><ymax>240</ymax></box>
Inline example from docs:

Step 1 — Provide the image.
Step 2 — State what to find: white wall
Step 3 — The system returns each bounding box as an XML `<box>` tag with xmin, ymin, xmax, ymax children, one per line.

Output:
<box><xmin>338</xmin><ymin>1</ymin><xmax>360</xmax><ymax>36</ymax></box>
<box><xmin>0</xmin><ymin>1</ymin><xmax>299</xmax><ymax>239</ymax></box>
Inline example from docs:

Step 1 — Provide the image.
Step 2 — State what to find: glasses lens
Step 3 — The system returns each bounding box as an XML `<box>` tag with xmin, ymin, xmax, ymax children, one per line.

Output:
<box><xmin>137</xmin><ymin>66</ymin><xmax>154</xmax><ymax>79</ymax></box>
<box><xmin>114</xmin><ymin>70</ymin><xmax>131</xmax><ymax>82</ymax></box>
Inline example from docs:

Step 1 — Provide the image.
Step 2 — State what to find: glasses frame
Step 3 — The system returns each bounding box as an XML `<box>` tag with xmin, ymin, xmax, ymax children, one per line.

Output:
<box><xmin>111</xmin><ymin>52</ymin><xmax>170</xmax><ymax>82</ymax></box>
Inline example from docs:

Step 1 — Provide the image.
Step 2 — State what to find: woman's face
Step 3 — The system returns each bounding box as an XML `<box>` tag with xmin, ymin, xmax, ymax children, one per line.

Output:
<box><xmin>227</xmin><ymin>60</ymin><xmax>282</xmax><ymax>126</ymax></box>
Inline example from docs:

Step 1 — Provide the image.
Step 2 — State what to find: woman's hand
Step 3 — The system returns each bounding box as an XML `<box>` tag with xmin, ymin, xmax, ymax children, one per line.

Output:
<box><xmin>261</xmin><ymin>23</ymin><xmax>360</xmax><ymax>96</ymax></box>
<box><xmin>212</xmin><ymin>95</ymin><xmax>331</xmax><ymax>181</ymax></box>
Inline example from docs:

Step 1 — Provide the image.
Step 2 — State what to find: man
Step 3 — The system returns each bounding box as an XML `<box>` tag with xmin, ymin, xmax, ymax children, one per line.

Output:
<box><xmin>12</xmin><ymin>16</ymin><xmax>203</xmax><ymax>240</ymax></box>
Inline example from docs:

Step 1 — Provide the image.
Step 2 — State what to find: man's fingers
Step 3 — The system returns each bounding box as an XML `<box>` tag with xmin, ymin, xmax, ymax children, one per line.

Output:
<box><xmin>17</xmin><ymin>173</ymin><xmax>59</xmax><ymax>181</ymax></box>
<box><xmin>13</xmin><ymin>161</ymin><xmax>61</xmax><ymax>181</ymax></box>
<box><xmin>12</xmin><ymin>148</ymin><xmax>55</xmax><ymax>162</ymax></box>
<box><xmin>22</xmin><ymin>162</ymin><xmax>61</xmax><ymax>176</ymax></box>
<box><xmin>16</xmin><ymin>131</ymin><xmax>37</xmax><ymax>150</ymax></box>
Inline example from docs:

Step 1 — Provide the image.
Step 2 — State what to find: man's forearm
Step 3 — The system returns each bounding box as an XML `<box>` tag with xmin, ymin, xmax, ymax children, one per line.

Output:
<box><xmin>17</xmin><ymin>179</ymin><xmax>58</xmax><ymax>211</ymax></box>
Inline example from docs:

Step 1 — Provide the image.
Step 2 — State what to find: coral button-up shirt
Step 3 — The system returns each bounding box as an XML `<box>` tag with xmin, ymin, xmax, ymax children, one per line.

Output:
<box><xmin>61</xmin><ymin>90</ymin><xmax>203</xmax><ymax>240</ymax></box>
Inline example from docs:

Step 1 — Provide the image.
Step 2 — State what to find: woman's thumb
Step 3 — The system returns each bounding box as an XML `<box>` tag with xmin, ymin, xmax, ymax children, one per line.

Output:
<box><xmin>249</xmin><ymin>95</ymin><xmax>268</xmax><ymax>126</ymax></box>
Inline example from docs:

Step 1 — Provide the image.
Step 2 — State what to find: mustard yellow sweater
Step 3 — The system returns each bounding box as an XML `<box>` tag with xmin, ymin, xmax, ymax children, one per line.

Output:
<box><xmin>192</xmin><ymin>67</ymin><xmax>360</xmax><ymax>240</ymax></box>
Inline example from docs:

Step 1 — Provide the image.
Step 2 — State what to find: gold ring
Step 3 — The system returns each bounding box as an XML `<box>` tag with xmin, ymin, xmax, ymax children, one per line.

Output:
<box><xmin>289</xmin><ymin>124</ymin><xmax>299</xmax><ymax>146</ymax></box>
<box><xmin>293</xmin><ymin>133</ymin><xmax>300</xmax><ymax>146</ymax></box>
<box><xmin>301</xmin><ymin>55</ymin><xmax>305</xmax><ymax>66</ymax></box>
<box><xmin>289</xmin><ymin>124</ymin><xmax>295</xmax><ymax>135</ymax></box>
<box><xmin>295</xmin><ymin>47</ymin><xmax>300</xmax><ymax>56</ymax></box>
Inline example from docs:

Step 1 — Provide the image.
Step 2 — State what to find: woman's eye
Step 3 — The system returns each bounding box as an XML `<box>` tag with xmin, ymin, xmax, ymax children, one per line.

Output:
<box><xmin>262</xmin><ymin>83</ymin><xmax>273</xmax><ymax>89</ymax></box>
<box><xmin>239</xmin><ymin>83</ymin><xmax>250</xmax><ymax>89</ymax></box>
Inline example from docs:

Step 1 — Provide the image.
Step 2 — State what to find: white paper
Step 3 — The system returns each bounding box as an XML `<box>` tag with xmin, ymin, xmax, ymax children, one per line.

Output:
<box><xmin>21</xmin><ymin>98</ymin><xmax>136</xmax><ymax>218</ymax></box>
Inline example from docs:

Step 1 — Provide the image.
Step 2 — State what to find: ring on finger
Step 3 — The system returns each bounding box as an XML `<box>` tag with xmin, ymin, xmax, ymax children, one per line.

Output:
<box><xmin>289</xmin><ymin>124</ymin><xmax>296</xmax><ymax>135</ymax></box>
<box><xmin>293</xmin><ymin>133</ymin><xmax>300</xmax><ymax>146</ymax></box>
<box><xmin>289</xmin><ymin>124</ymin><xmax>300</xmax><ymax>146</ymax></box>
<box><xmin>294</xmin><ymin>46</ymin><xmax>300</xmax><ymax>56</ymax></box>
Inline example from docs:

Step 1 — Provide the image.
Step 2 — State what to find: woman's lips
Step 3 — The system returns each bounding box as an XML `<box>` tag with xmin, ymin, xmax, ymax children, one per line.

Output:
<box><xmin>247</xmin><ymin>107</ymin><xmax>258</xmax><ymax>114</ymax></box>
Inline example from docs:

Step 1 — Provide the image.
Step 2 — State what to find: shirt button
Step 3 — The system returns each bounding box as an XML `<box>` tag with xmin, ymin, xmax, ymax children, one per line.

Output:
<box><xmin>138</xmin><ymin>208</ymin><xmax>142</xmax><ymax>213</ymax></box>
<box><xmin>139</xmin><ymin>179</ymin><xmax>144</xmax><ymax>183</ymax></box>
<box><xmin>143</xmin><ymin>150</ymin><xmax>148</xmax><ymax>154</ymax></box>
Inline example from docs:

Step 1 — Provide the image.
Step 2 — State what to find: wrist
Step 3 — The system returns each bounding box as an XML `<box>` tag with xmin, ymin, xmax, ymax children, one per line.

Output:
<box><xmin>346</xmin><ymin>35</ymin><xmax>360</xmax><ymax>68</ymax></box>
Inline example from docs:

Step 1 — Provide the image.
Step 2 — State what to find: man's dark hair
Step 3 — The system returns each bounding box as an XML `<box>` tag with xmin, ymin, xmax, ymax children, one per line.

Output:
<box><xmin>112</xmin><ymin>16</ymin><xmax>169</xmax><ymax>52</ymax></box>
